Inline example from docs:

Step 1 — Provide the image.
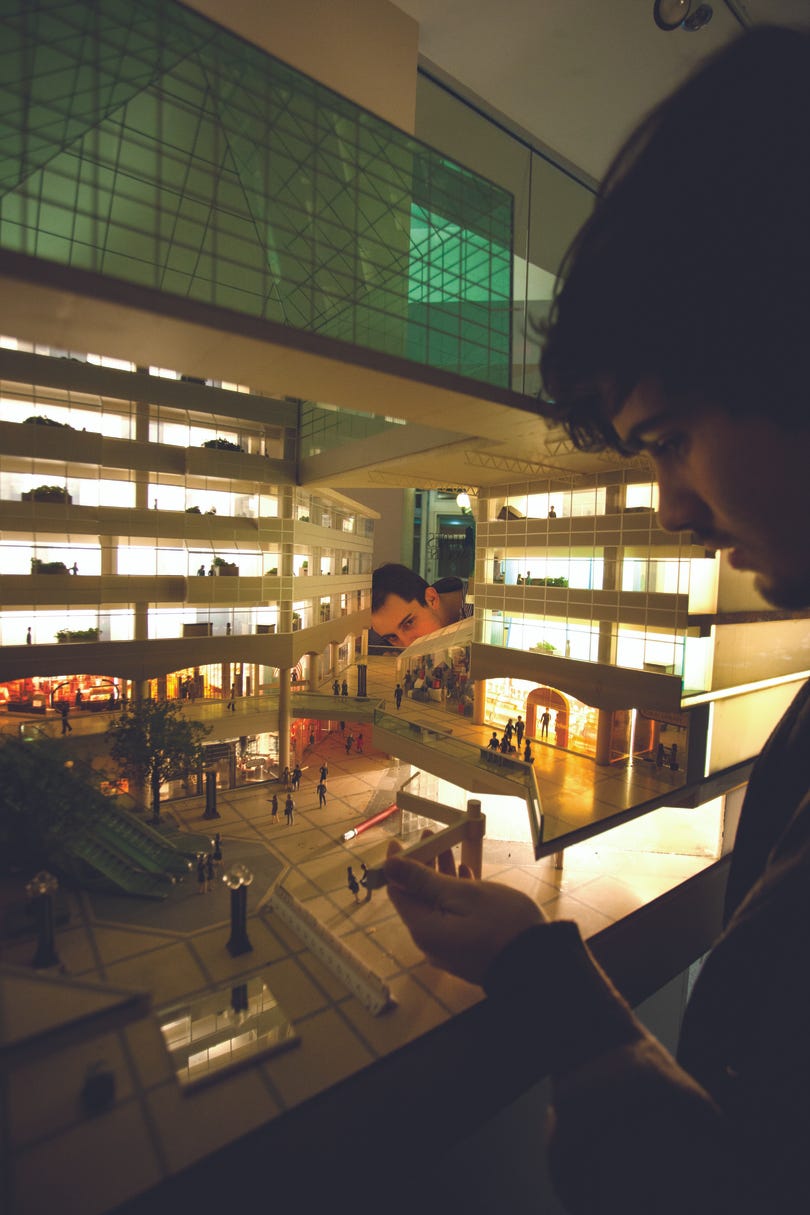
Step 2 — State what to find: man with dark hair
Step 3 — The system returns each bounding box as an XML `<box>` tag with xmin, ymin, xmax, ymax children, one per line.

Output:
<box><xmin>384</xmin><ymin>28</ymin><xmax>810</xmax><ymax>1215</ymax></box>
<box><xmin>371</xmin><ymin>563</ymin><xmax>470</xmax><ymax>648</ymax></box>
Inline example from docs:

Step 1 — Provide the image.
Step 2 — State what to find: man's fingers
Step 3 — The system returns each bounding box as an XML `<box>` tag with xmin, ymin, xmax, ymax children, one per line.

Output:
<box><xmin>386</xmin><ymin>838</ymin><xmax>403</xmax><ymax>859</ymax></box>
<box><xmin>384</xmin><ymin>852</ymin><xmax>448</xmax><ymax>905</ymax></box>
<box><xmin>437</xmin><ymin>848</ymin><xmax>457</xmax><ymax>877</ymax></box>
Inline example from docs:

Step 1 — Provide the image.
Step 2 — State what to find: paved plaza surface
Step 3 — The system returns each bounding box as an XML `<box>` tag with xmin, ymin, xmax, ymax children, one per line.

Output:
<box><xmin>0</xmin><ymin>655</ymin><xmax>719</xmax><ymax>1215</ymax></box>
<box><xmin>2</xmin><ymin>654</ymin><xmax>699</xmax><ymax>947</ymax></box>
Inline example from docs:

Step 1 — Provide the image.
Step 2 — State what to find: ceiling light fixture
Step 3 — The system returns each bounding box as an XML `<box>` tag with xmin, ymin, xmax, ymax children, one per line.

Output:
<box><xmin>653</xmin><ymin>1</ymin><xmax>713</xmax><ymax>31</ymax></box>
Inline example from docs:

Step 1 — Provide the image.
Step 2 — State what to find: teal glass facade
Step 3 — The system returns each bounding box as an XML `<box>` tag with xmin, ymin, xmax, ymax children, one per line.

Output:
<box><xmin>0</xmin><ymin>0</ymin><xmax>513</xmax><ymax>388</ymax></box>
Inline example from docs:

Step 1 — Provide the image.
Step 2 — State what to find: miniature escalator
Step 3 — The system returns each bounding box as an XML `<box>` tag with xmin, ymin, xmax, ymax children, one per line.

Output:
<box><xmin>3</xmin><ymin>722</ymin><xmax>196</xmax><ymax>898</ymax></box>
<box><xmin>64</xmin><ymin>808</ymin><xmax>195</xmax><ymax>899</ymax></box>
<box><xmin>91</xmin><ymin>812</ymin><xmax>194</xmax><ymax>879</ymax></box>
<box><xmin>67</xmin><ymin>833</ymin><xmax>172</xmax><ymax>900</ymax></box>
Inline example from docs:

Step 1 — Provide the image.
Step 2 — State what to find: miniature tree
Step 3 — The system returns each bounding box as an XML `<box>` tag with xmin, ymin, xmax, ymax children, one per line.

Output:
<box><xmin>105</xmin><ymin>700</ymin><xmax>210</xmax><ymax>824</ymax></box>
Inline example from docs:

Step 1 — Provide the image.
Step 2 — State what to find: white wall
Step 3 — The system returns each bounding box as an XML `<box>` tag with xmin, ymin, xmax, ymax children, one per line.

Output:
<box><xmin>709</xmin><ymin>678</ymin><xmax>806</xmax><ymax>774</ymax></box>
<box><xmin>346</xmin><ymin>486</ymin><xmax>413</xmax><ymax>567</ymax></box>
<box><xmin>184</xmin><ymin>0</ymin><xmax>419</xmax><ymax>131</ymax></box>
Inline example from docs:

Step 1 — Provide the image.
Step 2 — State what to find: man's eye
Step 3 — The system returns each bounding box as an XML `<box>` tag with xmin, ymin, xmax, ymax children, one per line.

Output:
<box><xmin>402</xmin><ymin>617</ymin><xmax>415</xmax><ymax>631</ymax></box>
<box><xmin>649</xmin><ymin>433</ymin><xmax>686</xmax><ymax>459</ymax></box>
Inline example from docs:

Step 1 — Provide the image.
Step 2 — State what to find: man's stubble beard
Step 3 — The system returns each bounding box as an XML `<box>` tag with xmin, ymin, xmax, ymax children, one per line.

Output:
<box><xmin>754</xmin><ymin>571</ymin><xmax>810</xmax><ymax>612</ymax></box>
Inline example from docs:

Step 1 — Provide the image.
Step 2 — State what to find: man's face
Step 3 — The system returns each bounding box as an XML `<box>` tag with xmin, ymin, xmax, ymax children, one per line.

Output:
<box><xmin>613</xmin><ymin>381</ymin><xmax>810</xmax><ymax>609</ymax></box>
<box><xmin>371</xmin><ymin>589</ymin><xmax>445</xmax><ymax>648</ymax></box>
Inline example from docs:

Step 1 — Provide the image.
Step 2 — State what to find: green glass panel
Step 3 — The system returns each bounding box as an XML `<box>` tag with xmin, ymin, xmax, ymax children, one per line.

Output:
<box><xmin>0</xmin><ymin>0</ymin><xmax>513</xmax><ymax>388</ymax></box>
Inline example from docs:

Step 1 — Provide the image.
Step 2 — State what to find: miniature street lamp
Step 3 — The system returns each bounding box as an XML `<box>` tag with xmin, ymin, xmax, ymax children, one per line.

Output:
<box><xmin>25</xmin><ymin>869</ymin><xmax>61</xmax><ymax>969</ymax></box>
<box><xmin>203</xmin><ymin>769</ymin><xmax>220</xmax><ymax>819</ymax></box>
<box><xmin>223</xmin><ymin>863</ymin><xmax>254</xmax><ymax>956</ymax></box>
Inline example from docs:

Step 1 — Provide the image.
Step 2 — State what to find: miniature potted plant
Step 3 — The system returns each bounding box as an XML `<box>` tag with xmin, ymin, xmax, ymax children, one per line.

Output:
<box><xmin>212</xmin><ymin>556</ymin><xmax>239</xmax><ymax>576</ymax></box>
<box><xmin>202</xmin><ymin>437</ymin><xmax>243</xmax><ymax>452</ymax></box>
<box><xmin>31</xmin><ymin>557</ymin><xmax>70</xmax><ymax>575</ymax></box>
<box><xmin>22</xmin><ymin>484</ymin><xmax>73</xmax><ymax>504</ymax></box>
<box><xmin>24</xmin><ymin>415</ymin><xmax>70</xmax><ymax>428</ymax></box>
<box><xmin>531</xmin><ymin>640</ymin><xmax>558</xmax><ymax>655</ymax></box>
<box><xmin>56</xmin><ymin>626</ymin><xmax>101</xmax><ymax>642</ymax></box>
<box><xmin>266</xmin><ymin>566</ymin><xmax>278</xmax><ymax>575</ymax></box>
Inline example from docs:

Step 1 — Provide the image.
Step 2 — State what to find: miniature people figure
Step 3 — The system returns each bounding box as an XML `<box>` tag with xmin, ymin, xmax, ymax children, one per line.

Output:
<box><xmin>504</xmin><ymin>719</ymin><xmax>514</xmax><ymax>743</ymax></box>
<box><xmin>360</xmin><ymin>862</ymin><xmax>372</xmax><ymax>903</ymax></box>
<box><xmin>59</xmin><ymin>700</ymin><xmax>72</xmax><ymax>734</ymax></box>
<box><xmin>196</xmin><ymin>854</ymin><xmax>206</xmax><ymax>894</ymax></box>
<box><xmin>75</xmin><ymin>688</ymin><xmax>83</xmax><ymax>707</ymax></box>
<box><xmin>333</xmin><ymin>679</ymin><xmax>340</xmax><ymax>696</ymax></box>
<box><xmin>515</xmin><ymin>715</ymin><xmax>525</xmax><ymax>747</ymax></box>
<box><xmin>540</xmin><ymin>709</ymin><xmax>551</xmax><ymax>739</ymax></box>
<box><xmin>291</xmin><ymin>764</ymin><xmax>301</xmax><ymax>791</ymax></box>
<box><xmin>347</xmin><ymin>866</ymin><xmax>360</xmax><ymax>902</ymax></box>
<box><xmin>282</xmin><ymin>765</ymin><xmax>290</xmax><ymax>789</ymax></box>
<box><xmin>212</xmin><ymin>833</ymin><xmax>223</xmax><ymax>875</ymax></box>
<box><xmin>345</xmin><ymin>732</ymin><xmax>354</xmax><ymax>755</ymax></box>
<box><xmin>309</xmin><ymin>731</ymin><xmax>315</xmax><ymax>747</ymax></box>
<box><xmin>394</xmin><ymin>683</ymin><xmax>403</xmax><ymax>710</ymax></box>
<box><xmin>226</xmin><ymin>683</ymin><xmax>236</xmax><ymax>711</ymax></box>
<box><xmin>284</xmin><ymin>793</ymin><xmax>294</xmax><ymax>825</ymax></box>
<box><xmin>356</xmin><ymin>732</ymin><xmax>364</xmax><ymax>754</ymax></box>
<box><xmin>226</xmin><ymin>621</ymin><xmax>231</xmax><ymax>636</ymax></box>
<box><xmin>488</xmin><ymin>731</ymin><xmax>499</xmax><ymax>750</ymax></box>
<box><xmin>339</xmin><ymin>721</ymin><xmax>346</xmax><ymax>734</ymax></box>
<box><xmin>523</xmin><ymin>739</ymin><xmax>534</xmax><ymax>764</ymax></box>
<box><xmin>205</xmin><ymin>853</ymin><xmax>215</xmax><ymax>893</ymax></box>
<box><xmin>316</xmin><ymin>780</ymin><xmax>327</xmax><ymax>807</ymax></box>
<box><xmin>70</xmin><ymin>561</ymin><xmax>78</xmax><ymax>575</ymax></box>
<box><xmin>197</xmin><ymin>564</ymin><xmax>205</xmax><ymax>576</ymax></box>
<box><xmin>26</xmin><ymin>626</ymin><xmax>32</xmax><ymax>645</ymax></box>
<box><xmin>499</xmin><ymin>734</ymin><xmax>510</xmax><ymax>753</ymax></box>
<box><xmin>269</xmin><ymin>793</ymin><xmax>279</xmax><ymax>823</ymax></box>
<box><xmin>548</xmin><ymin>505</ymin><xmax>557</xmax><ymax>518</ymax></box>
<box><xmin>341</xmin><ymin>679</ymin><xmax>349</xmax><ymax>697</ymax></box>
<box><xmin>320</xmin><ymin>763</ymin><xmax>328</xmax><ymax>782</ymax></box>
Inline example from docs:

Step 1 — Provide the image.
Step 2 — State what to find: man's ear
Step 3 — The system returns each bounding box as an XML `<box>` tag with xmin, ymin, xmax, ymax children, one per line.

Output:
<box><xmin>424</xmin><ymin>586</ymin><xmax>440</xmax><ymax>610</ymax></box>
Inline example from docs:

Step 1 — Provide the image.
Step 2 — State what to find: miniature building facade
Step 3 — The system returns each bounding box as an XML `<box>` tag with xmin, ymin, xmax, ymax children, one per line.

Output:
<box><xmin>0</xmin><ymin>344</ymin><xmax>377</xmax><ymax>710</ymax></box>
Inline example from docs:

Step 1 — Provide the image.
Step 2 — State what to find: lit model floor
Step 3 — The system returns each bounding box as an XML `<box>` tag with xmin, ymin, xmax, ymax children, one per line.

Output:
<box><xmin>0</xmin><ymin>657</ymin><xmax>720</xmax><ymax>1215</ymax></box>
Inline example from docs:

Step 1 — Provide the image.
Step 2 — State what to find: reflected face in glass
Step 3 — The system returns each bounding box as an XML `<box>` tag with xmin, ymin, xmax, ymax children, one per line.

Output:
<box><xmin>613</xmin><ymin>381</ymin><xmax>810</xmax><ymax>609</ymax></box>
<box><xmin>371</xmin><ymin>591</ymin><xmax>445</xmax><ymax>648</ymax></box>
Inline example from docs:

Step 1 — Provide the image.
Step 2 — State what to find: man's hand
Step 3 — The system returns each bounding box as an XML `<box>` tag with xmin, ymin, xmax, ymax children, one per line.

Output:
<box><xmin>384</xmin><ymin>839</ymin><xmax>547</xmax><ymax>986</ymax></box>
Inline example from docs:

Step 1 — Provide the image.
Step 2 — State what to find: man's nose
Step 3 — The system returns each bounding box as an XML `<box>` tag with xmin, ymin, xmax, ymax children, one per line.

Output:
<box><xmin>656</xmin><ymin>474</ymin><xmax>711</xmax><ymax>537</ymax></box>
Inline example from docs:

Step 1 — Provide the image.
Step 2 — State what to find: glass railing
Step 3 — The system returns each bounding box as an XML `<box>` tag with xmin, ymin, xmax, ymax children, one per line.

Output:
<box><xmin>372</xmin><ymin>704</ymin><xmax>544</xmax><ymax>854</ymax></box>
